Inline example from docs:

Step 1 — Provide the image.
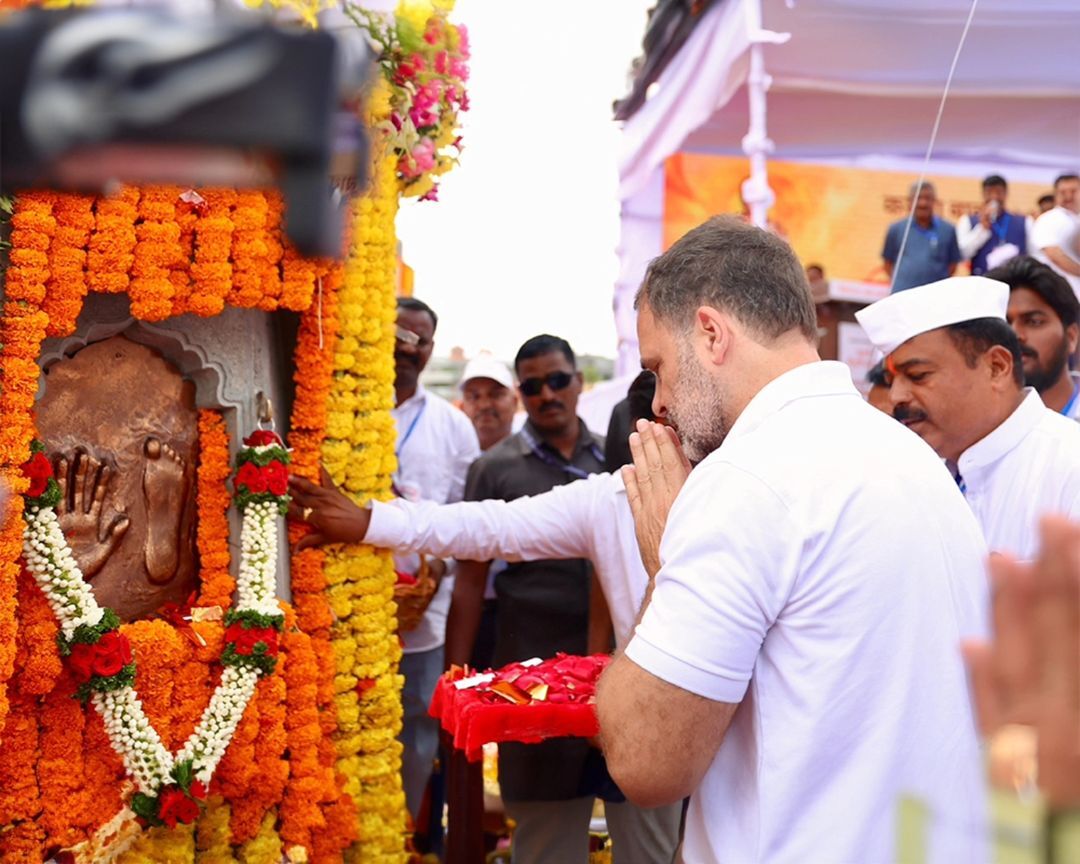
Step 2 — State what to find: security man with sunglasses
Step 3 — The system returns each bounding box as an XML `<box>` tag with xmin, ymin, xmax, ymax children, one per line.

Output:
<box><xmin>447</xmin><ymin>334</ymin><xmax>607</xmax><ymax>864</ymax></box>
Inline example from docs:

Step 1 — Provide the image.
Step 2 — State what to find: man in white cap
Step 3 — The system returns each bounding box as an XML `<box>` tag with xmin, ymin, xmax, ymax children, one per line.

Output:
<box><xmin>459</xmin><ymin>354</ymin><xmax>518</xmax><ymax>452</ymax></box>
<box><xmin>857</xmin><ymin>275</ymin><xmax>1080</xmax><ymax>559</ymax></box>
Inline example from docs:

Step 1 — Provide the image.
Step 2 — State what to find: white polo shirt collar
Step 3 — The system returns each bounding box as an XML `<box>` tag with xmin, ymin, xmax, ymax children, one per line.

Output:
<box><xmin>725</xmin><ymin>360</ymin><xmax>857</xmax><ymax>445</ymax></box>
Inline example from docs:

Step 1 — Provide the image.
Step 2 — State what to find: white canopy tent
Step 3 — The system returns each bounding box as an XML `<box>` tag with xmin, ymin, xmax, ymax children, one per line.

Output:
<box><xmin>613</xmin><ymin>0</ymin><xmax>1080</xmax><ymax>373</ymax></box>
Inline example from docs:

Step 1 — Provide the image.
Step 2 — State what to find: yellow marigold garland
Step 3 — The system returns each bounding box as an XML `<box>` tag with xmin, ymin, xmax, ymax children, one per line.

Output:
<box><xmin>323</xmin><ymin>154</ymin><xmax>407</xmax><ymax>864</ymax></box>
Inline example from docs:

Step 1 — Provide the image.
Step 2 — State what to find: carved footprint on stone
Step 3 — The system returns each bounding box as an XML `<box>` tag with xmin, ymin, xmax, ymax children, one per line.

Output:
<box><xmin>143</xmin><ymin>438</ymin><xmax>186</xmax><ymax>585</ymax></box>
<box><xmin>55</xmin><ymin>450</ymin><xmax>130</xmax><ymax>581</ymax></box>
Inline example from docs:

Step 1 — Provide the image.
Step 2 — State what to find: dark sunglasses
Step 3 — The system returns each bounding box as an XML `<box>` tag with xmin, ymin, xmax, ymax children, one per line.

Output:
<box><xmin>519</xmin><ymin>370</ymin><xmax>574</xmax><ymax>397</ymax></box>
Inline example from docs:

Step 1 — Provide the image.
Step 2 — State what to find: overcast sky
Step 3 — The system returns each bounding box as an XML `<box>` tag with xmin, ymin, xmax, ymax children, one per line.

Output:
<box><xmin>395</xmin><ymin>0</ymin><xmax>653</xmax><ymax>362</ymax></box>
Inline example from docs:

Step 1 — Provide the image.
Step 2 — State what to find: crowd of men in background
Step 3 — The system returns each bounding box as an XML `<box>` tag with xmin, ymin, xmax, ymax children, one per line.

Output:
<box><xmin>880</xmin><ymin>172</ymin><xmax>1080</xmax><ymax>294</ymax></box>
<box><xmin>285</xmin><ymin>180</ymin><xmax>1080</xmax><ymax>862</ymax></box>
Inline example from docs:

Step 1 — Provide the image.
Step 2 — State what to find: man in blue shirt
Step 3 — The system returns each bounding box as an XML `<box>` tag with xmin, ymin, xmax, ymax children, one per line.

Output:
<box><xmin>882</xmin><ymin>181</ymin><xmax>962</xmax><ymax>292</ymax></box>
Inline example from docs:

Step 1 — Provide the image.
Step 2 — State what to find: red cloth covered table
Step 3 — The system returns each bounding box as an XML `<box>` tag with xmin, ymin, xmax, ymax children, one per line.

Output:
<box><xmin>429</xmin><ymin>653</ymin><xmax>611</xmax><ymax>761</ymax></box>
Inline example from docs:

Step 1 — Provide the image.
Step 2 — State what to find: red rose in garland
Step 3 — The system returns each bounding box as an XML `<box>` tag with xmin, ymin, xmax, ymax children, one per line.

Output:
<box><xmin>92</xmin><ymin>631</ymin><xmax>133</xmax><ymax>677</ymax></box>
<box><xmin>225</xmin><ymin>622</ymin><xmax>279</xmax><ymax>657</ymax></box>
<box><xmin>263</xmin><ymin>460</ymin><xmax>288</xmax><ymax>496</ymax></box>
<box><xmin>67</xmin><ymin>643</ymin><xmax>97</xmax><ymax>682</ymax></box>
<box><xmin>242</xmin><ymin>430</ymin><xmax>283</xmax><ymax>448</ymax></box>
<box><xmin>235</xmin><ymin>461</ymin><xmax>267</xmax><ymax>494</ymax></box>
<box><xmin>157</xmin><ymin>786</ymin><xmax>201</xmax><ymax>828</ymax></box>
<box><xmin>22</xmin><ymin>451</ymin><xmax>52</xmax><ymax>497</ymax></box>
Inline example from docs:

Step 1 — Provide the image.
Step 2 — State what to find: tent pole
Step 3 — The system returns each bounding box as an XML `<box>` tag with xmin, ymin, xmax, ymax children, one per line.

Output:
<box><xmin>742</xmin><ymin>0</ymin><xmax>775</xmax><ymax>230</ymax></box>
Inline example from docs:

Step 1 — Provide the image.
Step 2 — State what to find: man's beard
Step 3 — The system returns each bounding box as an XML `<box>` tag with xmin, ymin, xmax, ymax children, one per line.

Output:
<box><xmin>1023</xmin><ymin>341</ymin><xmax>1070</xmax><ymax>393</ymax></box>
<box><xmin>667</xmin><ymin>345</ymin><xmax>728</xmax><ymax>463</ymax></box>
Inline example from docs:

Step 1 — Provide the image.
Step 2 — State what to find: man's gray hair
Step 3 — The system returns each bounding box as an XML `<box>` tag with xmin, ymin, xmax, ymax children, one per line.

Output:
<box><xmin>909</xmin><ymin>180</ymin><xmax>936</xmax><ymax>199</ymax></box>
<box><xmin>634</xmin><ymin>215</ymin><xmax>818</xmax><ymax>342</ymax></box>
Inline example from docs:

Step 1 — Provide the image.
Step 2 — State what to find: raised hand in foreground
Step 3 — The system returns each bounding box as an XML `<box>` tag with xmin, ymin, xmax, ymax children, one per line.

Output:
<box><xmin>962</xmin><ymin>516</ymin><xmax>1080</xmax><ymax>809</ymax></box>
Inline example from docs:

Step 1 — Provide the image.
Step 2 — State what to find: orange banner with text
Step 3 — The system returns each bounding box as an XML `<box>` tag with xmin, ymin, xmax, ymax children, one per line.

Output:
<box><xmin>664</xmin><ymin>153</ymin><xmax>1051</xmax><ymax>284</ymax></box>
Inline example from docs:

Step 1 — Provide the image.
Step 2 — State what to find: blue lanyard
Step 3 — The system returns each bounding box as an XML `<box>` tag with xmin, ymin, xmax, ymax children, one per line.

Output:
<box><xmin>1062</xmin><ymin>383</ymin><xmax>1079</xmax><ymax>418</ymax></box>
<box><xmin>395</xmin><ymin>399</ymin><xmax>427</xmax><ymax>459</ymax></box>
<box><xmin>519</xmin><ymin>427</ymin><xmax>604</xmax><ymax>481</ymax></box>
<box><xmin>991</xmin><ymin>213</ymin><xmax>1012</xmax><ymax>246</ymax></box>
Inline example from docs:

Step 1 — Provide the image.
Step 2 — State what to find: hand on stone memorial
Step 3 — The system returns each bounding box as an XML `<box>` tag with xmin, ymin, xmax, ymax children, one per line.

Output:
<box><xmin>288</xmin><ymin>466</ymin><xmax>371</xmax><ymax>552</ymax></box>
<box><xmin>962</xmin><ymin>516</ymin><xmax>1080</xmax><ymax>809</ymax></box>
<box><xmin>55</xmin><ymin>450</ymin><xmax>130</xmax><ymax>580</ymax></box>
<box><xmin>622</xmin><ymin>419</ymin><xmax>692</xmax><ymax>580</ymax></box>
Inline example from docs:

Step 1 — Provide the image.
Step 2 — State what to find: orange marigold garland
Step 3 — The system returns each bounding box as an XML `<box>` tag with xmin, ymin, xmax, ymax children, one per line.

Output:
<box><xmin>229</xmin><ymin>190</ymin><xmax>271</xmax><ymax>309</ymax></box>
<box><xmin>0</xmin><ymin>191</ymin><xmax>54</xmax><ymax>740</ymax></box>
<box><xmin>259</xmin><ymin>193</ymin><xmax>286</xmax><ymax>311</ymax></box>
<box><xmin>87</xmin><ymin>186</ymin><xmax>139</xmax><ymax>295</ymax></box>
<box><xmin>169</xmin><ymin>195</ymin><xmax>199</xmax><ymax>314</ymax></box>
<box><xmin>38</xmin><ymin>680</ymin><xmax>90</xmax><ymax>850</ymax></box>
<box><xmin>0</xmin><ymin>699</ymin><xmax>45</xmax><ymax>863</ymax></box>
<box><xmin>43</xmin><ymin>193</ymin><xmax>94</xmax><ymax>338</ymax></box>
<box><xmin>286</xmin><ymin>254</ymin><xmax>359</xmax><ymax>859</ymax></box>
<box><xmin>195</xmin><ymin>410</ymin><xmax>235</xmax><ymax>610</ymax></box>
<box><xmin>279</xmin><ymin>624</ymin><xmax>327</xmax><ymax>855</ymax></box>
<box><xmin>188</xmin><ymin>189</ymin><xmax>236</xmax><ymax>317</ymax></box>
<box><xmin>130</xmin><ymin>186</ymin><xmax>183</xmax><ymax>321</ymax></box>
<box><xmin>280</xmin><ymin>243</ymin><xmax>321</xmax><ymax>312</ymax></box>
<box><xmin>232</xmin><ymin>670</ymin><xmax>289</xmax><ymax>842</ymax></box>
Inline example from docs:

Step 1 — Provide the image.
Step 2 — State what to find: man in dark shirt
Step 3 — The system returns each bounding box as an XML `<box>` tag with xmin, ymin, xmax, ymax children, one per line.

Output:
<box><xmin>446</xmin><ymin>334</ymin><xmax>607</xmax><ymax>864</ymax></box>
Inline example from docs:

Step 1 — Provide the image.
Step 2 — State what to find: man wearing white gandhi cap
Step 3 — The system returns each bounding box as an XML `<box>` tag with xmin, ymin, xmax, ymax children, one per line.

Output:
<box><xmin>857</xmin><ymin>275</ymin><xmax>1080</xmax><ymax>559</ymax></box>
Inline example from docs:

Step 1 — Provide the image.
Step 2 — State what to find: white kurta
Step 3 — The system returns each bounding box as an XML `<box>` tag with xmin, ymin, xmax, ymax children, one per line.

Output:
<box><xmin>626</xmin><ymin>362</ymin><xmax>987</xmax><ymax>864</ymax></box>
<box><xmin>391</xmin><ymin>384</ymin><xmax>481</xmax><ymax>653</ymax></box>
<box><xmin>957</xmin><ymin>389</ymin><xmax>1080</xmax><ymax>560</ymax></box>
<box><xmin>366</xmin><ymin>471</ymin><xmax>643</xmax><ymax>650</ymax></box>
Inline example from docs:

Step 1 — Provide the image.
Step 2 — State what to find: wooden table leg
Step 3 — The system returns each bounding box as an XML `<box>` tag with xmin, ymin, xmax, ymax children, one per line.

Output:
<box><xmin>442</xmin><ymin>731</ymin><xmax>485</xmax><ymax>864</ymax></box>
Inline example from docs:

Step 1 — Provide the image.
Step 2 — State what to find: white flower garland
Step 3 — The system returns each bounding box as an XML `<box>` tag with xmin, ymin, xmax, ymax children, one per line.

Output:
<box><xmin>22</xmin><ymin>482</ymin><xmax>282</xmax><ymax>798</ymax></box>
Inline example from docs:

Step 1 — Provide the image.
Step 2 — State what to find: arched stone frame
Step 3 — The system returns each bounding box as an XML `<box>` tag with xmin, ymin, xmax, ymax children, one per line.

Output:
<box><xmin>37</xmin><ymin>292</ymin><xmax>296</xmax><ymax>601</ymax></box>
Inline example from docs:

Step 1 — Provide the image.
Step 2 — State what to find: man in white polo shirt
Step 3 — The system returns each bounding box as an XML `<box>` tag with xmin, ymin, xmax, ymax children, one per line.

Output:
<box><xmin>857</xmin><ymin>275</ymin><xmax>1080</xmax><ymax>559</ymax></box>
<box><xmin>595</xmin><ymin>216</ymin><xmax>987</xmax><ymax>863</ymax></box>
<box><xmin>1031</xmin><ymin>172</ymin><xmax>1080</xmax><ymax>300</ymax></box>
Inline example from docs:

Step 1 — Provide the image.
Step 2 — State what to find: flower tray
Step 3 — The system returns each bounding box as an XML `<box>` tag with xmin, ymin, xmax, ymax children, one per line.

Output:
<box><xmin>429</xmin><ymin>653</ymin><xmax>610</xmax><ymax>761</ymax></box>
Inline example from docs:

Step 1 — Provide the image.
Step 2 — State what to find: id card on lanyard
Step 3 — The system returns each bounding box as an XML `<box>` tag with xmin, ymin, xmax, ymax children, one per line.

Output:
<box><xmin>393</xmin><ymin>400</ymin><xmax>427</xmax><ymax>501</ymax></box>
<box><xmin>519</xmin><ymin>427</ymin><xmax>603</xmax><ymax>481</ymax></box>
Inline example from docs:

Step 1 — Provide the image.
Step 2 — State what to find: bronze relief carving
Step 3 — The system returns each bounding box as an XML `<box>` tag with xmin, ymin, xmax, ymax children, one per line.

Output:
<box><xmin>36</xmin><ymin>335</ymin><xmax>200</xmax><ymax>621</ymax></box>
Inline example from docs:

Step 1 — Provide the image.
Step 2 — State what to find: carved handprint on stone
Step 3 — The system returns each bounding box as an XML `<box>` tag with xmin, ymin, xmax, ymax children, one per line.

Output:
<box><xmin>55</xmin><ymin>450</ymin><xmax>131</xmax><ymax>580</ymax></box>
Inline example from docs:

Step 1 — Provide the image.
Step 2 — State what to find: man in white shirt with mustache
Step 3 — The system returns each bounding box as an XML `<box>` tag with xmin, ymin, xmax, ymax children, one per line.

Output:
<box><xmin>858</xmin><ymin>275</ymin><xmax>1080</xmax><ymax>559</ymax></box>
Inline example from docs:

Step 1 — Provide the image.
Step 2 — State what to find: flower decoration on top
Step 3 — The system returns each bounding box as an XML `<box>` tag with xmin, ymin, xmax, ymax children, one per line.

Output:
<box><xmin>347</xmin><ymin>0</ymin><xmax>470</xmax><ymax>202</ymax></box>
